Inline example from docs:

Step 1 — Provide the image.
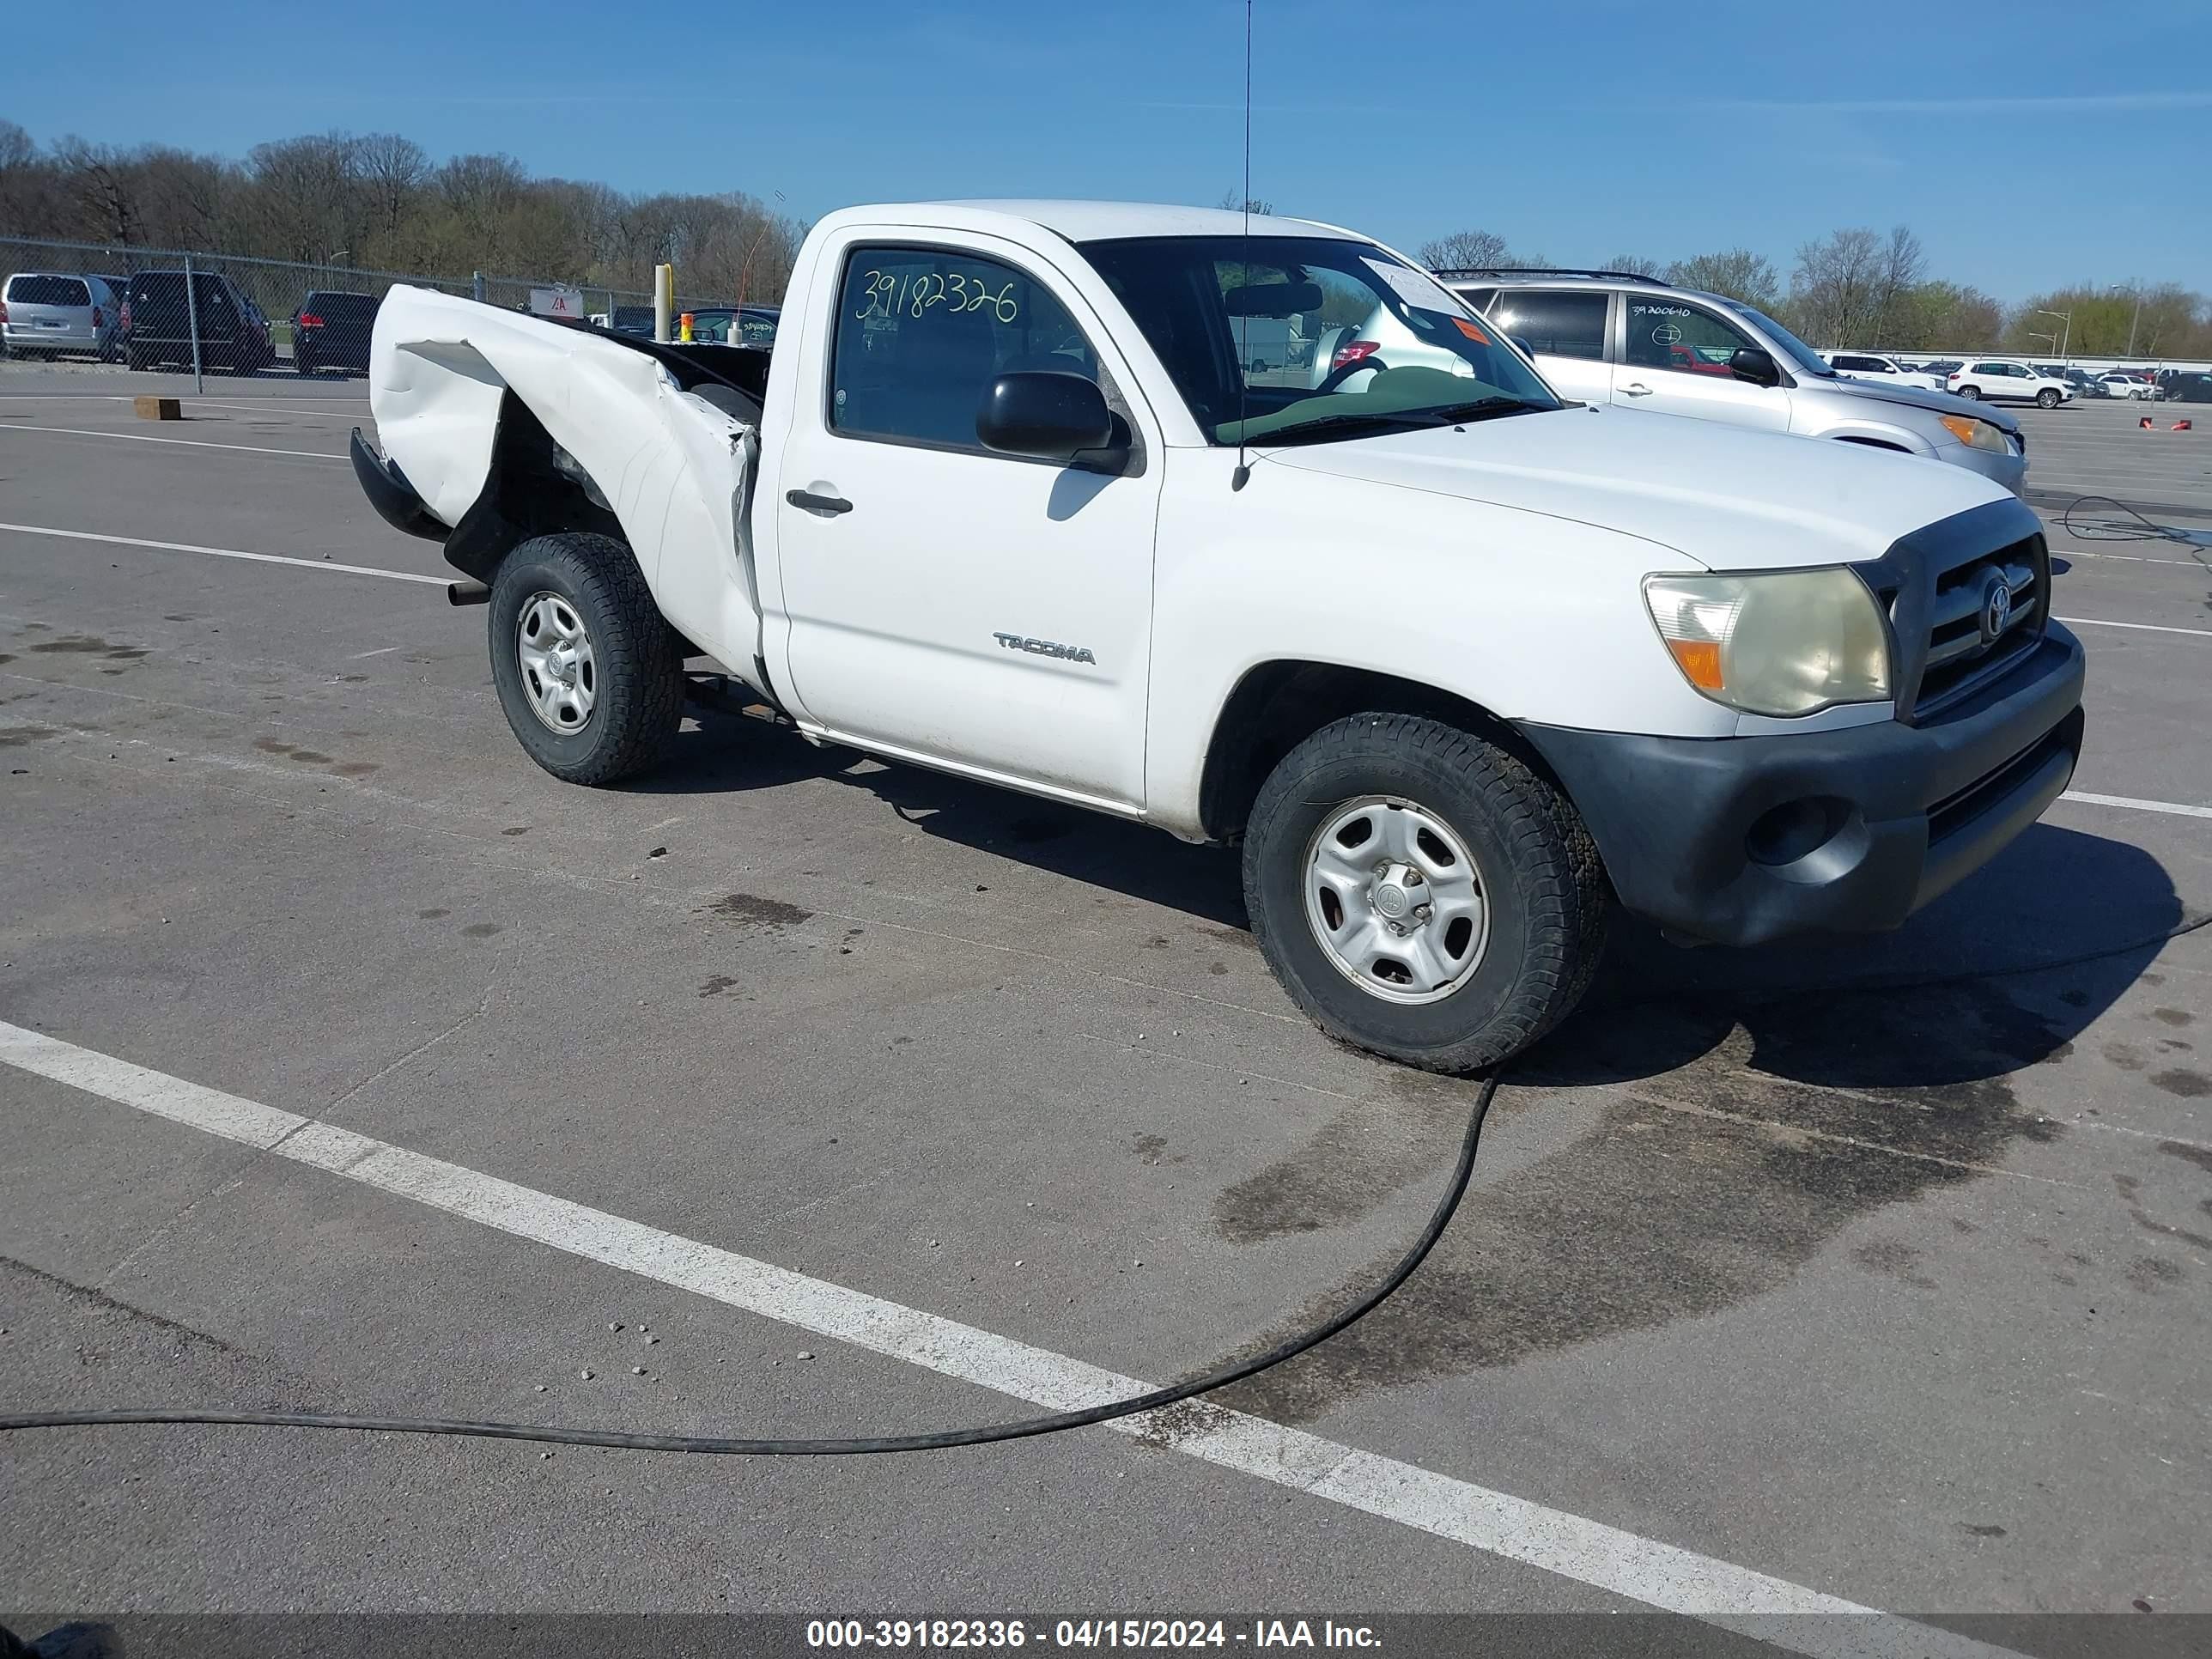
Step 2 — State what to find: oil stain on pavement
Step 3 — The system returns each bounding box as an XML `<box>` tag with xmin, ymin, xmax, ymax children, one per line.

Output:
<box><xmin>1201</xmin><ymin>977</ymin><xmax>2079</xmax><ymax>1428</ymax></box>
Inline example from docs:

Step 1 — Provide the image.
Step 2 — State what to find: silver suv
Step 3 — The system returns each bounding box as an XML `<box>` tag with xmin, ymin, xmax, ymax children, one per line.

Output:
<box><xmin>1437</xmin><ymin>269</ymin><xmax>2027</xmax><ymax>495</ymax></box>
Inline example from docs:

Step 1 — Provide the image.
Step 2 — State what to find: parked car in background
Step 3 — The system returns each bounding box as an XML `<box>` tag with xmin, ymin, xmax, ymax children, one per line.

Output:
<box><xmin>678</xmin><ymin>305</ymin><xmax>781</xmax><ymax>346</ymax></box>
<box><xmin>121</xmin><ymin>270</ymin><xmax>276</xmax><ymax>374</ymax></box>
<box><xmin>1826</xmin><ymin>351</ymin><xmax>1942</xmax><ymax>391</ymax></box>
<box><xmin>2096</xmin><ymin>372</ymin><xmax>2161</xmax><ymax>401</ymax></box>
<box><xmin>1441</xmin><ymin>270</ymin><xmax>2027</xmax><ymax>493</ymax></box>
<box><xmin>2059</xmin><ymin>368</ymin><xmax>2101</xmax><ymax>398</ymax></box>
<box><xmin>289</xmin><ymin>290</ymin><xmax>380</xmax><ymax>376</ymax></box>
<box><xmin>2</xmin><ymin>271</ymin><xmax>124</xmax><ymax>361</ymax></box>
<box><xmin>1942</xmin><ymin>360</ymin><xmax>2070</xmax><ymax>408</ymax></box>
<box><xmin>2033</xmin><ymin>364</ymin><xmax>2068</xmax><ymax>380</ymax></box>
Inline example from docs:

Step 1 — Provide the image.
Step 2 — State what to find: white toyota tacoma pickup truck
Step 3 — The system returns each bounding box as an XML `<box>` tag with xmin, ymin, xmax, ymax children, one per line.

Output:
<box><xmin>353</xmin><ymin>201</ymin><xmax>2085</xmax><ymax>1073</ymax></box>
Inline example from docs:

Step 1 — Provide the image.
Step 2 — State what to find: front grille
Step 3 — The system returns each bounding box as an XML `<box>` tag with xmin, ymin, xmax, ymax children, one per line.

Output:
<box><xmin>1908</xmin><ymin>533</ymin><xmax>2048</xmax><ymax>717</ymax></box>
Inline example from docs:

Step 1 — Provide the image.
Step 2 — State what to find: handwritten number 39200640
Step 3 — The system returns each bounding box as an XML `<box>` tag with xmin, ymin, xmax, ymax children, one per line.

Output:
<box><xmin>855</xmin><ymin>269</ymin><xmax>1021</xmax><ymax>325</ymax></box>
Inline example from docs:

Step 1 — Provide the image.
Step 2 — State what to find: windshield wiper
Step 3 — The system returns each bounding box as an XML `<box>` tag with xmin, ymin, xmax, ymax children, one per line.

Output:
<box><xmin>1249</xmin><ymin>410</ymin><xmax>1457</xmax><ymax>446</ymax></box>
<box><xmin>1422</xmin><ymin>397</ymin><xmax>1553</xmax><ymax>423</ymax></box>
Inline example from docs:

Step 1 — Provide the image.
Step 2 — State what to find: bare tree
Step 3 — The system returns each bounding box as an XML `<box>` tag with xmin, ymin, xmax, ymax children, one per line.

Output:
<box><xmin>1667</xmin><ymin>249</ymin><xmax>1778</xmax><ymax>308</ymax></box>
<box><xmin>1215</xmin><ymin>188</ymin><xmax>1277</xmax><ymax>216</ymax></box>
<box><xmin>49</xmin><ymin>137</ymin><xmax>144</xmax><ymax>245</ymax></box>
<box><xmin>1417</xmin><ymin>228</ymin><xmax>1512</xmax><ymax>271</ymax></box>
<box><xmin>356</xmin><ymin>133</ymin><xmax>429</xmax><ymax>263</ymax></box>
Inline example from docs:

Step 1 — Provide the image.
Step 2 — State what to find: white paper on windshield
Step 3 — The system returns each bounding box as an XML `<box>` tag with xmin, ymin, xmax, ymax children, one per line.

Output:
<box><xmin>1363</xmin><ymin>258</ymin><xmax>1462</xmax><ymax>313</ymax></box>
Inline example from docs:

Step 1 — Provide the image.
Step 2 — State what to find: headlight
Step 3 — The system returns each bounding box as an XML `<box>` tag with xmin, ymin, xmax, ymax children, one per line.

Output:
<box><xmin>1643</xmin><ymin>568</ymin><xmax>1892</xmax><ymax>716</ymax></box>
<box><xmin>1939</xmin><ymin>414</ymin><xmax>2011</xmax><ymax>453</ymax></box>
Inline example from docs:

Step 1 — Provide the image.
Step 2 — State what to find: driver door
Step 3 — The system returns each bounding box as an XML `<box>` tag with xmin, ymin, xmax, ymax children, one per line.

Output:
<box><xmin>1613</xmin><ymin>297</ymin><xmax>1790</xmax><ymax>431</ymax></box>
<box><xmin>774</xmin><ymin>234</ymin><xmax>1164</xmax><ymax>807</ymax></box>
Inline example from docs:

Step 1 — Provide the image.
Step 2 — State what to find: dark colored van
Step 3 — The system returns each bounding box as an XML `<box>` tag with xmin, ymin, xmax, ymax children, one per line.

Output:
<box><xmin>121</xmin><ymin>270</ymin><xmax>276</xmax><ymax>374</ymax></box>
<box><xmin>290</xmin><ymin>290</ymin><xmax>380</xmax><ymax>376</ymax></box>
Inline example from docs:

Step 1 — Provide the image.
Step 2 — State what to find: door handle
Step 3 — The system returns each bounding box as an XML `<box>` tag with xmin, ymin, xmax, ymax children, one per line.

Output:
<box><xmin>1620</xmin><ymin>382</ymin><xmax>1654</xmax><ymax>397</ymax></box>
<box><xmin>786</xmin><ymin>488</ymin><xmax>854</xmax><ymax>516</ymax></box>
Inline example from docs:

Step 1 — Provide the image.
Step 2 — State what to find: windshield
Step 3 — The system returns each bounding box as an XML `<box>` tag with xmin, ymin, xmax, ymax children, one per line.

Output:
<box><xmin>1079</xmin><ymin>234</ymin><xmax>1561</xmax><ymax>445</ymax></box>
<box><xmin>1719</xmin><ymin>301</ymin><xmax>1837</xmax><ymax>378</ymax></box>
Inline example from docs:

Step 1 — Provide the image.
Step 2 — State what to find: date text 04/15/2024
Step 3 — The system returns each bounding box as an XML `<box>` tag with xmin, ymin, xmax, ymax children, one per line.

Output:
<box><xmin>805</xmin><ymin>1620</ymin><xmax>1382</xmax><ymax>1649</ymax></box>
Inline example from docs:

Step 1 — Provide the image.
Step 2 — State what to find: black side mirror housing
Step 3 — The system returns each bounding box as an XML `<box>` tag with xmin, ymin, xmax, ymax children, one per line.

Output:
<box><xmin>977</xmin><ymin>372</ymin><xmax>1124</xmax><ymax>471</ymax></box>
<box><xmin>1509</xmin><ymin>336</ymin><xmax>1536</xmax><ymax>361</ymax></box>
<box><xmin>1729</xmin><ymin>346</ymin><xmax>1783</xmax><ymax>388</ymax></box>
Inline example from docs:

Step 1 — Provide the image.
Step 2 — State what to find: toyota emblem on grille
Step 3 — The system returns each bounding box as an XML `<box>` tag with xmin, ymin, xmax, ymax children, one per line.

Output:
<box><xmin>1979</xmin><ymin>573</ymin><xmax>2013</xmax><ymax>643</ymax></box>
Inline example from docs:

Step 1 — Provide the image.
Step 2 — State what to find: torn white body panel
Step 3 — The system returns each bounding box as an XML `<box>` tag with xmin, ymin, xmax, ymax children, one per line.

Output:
<box><xmin>368</xmin><ymin>285</ymin><xmax>762</xmax><ymax>671</ymax></box>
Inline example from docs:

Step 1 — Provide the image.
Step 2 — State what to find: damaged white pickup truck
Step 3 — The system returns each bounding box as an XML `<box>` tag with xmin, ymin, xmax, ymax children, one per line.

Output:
<box><xmin>354</xmin><ymin>200</ymin><xmax>2084</xmax><ymax>1072</ymax></box>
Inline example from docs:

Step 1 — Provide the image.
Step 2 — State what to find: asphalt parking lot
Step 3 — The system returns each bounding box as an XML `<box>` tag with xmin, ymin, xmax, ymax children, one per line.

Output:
<box><xmin>0</xmin><ymin>368</ymin><xmax>2206</xmax><ymax>1656</ymax></box>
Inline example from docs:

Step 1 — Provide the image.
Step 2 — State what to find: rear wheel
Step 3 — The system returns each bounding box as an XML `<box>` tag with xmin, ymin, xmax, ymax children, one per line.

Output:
<box><xmin>2036</xmin><ymin>386</ymin><xmax>2061</xmax><ymax>409</ymax></box>
<box><xmin>1243</xmin><ymin>713</ymin><xmax>1609</xmax><ymax>1073</ymax></box>
<box><xmin>489</xmin><ymin>532</ymin><xmax>683</xmax><ymax>786</ymax></box>
<box><xmin>1956</xmin><ymin>384</ymin><xmax>1982</xmax><ymax>400</ymax></box>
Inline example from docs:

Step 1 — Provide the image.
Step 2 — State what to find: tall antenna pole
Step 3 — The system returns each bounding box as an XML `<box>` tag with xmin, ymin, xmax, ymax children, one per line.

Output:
<box><xmin>1232</xmin><ymin>0</ymin><xmax>1254</xmax><ymax>491</ymax></box>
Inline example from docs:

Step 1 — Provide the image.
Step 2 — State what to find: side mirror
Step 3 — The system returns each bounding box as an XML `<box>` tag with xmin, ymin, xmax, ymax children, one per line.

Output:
<box><xmin>1510</xmin><ymin>336</ymin><xmax>1536</xmax><ymax>360</ymax></box>
<box><xmin>1729</xmin><ymin>346</ymin><xmax>1783</xmax><ymax>388</ymax></box>
<box><xmin>977</xmin><ymin>372</ymin><xmax>1123</xmax><ymax>471</ymax></box>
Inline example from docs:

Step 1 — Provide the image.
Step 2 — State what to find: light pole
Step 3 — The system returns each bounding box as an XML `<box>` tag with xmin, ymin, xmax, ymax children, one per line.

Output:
<box><xmin>2108</xmin><ymin>283</ymin><xmax>2142</xmax><ymax>359</ymax></box>
<box><xmin>2033</xmin><ymin>307</ymin><xmax>2070</xmax><ymax>362</ymax></box>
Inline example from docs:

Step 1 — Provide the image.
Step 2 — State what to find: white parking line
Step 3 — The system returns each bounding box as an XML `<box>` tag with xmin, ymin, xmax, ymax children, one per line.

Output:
<box><xmin>0</xmin><ymin>1018</ymin><xmax>2028</xmax><ymax>1659</ymax></box>
<box><xmin>2061</xmin><ymin>791</ymin><xmax>2212</xmax><ymax>820</ymax></box>
<box><xmin>2056</xmin><ymin>615</ymin><xmax>2212</xmax><ymax>637</ymax></box>
<box><xmin>188</xmin><ymin>399</ymin><xmax>374</xmax><ymax>420</ymax></box>
<box><xmin>0</xmin><ymin>522</ymin><xmax>447</xmax><ymax>586</ymax></box>
<box><xmin>0</xmin><ymin>422</ymin><xmax>344</xmax><ymax>460</ymax></box>
<box><xmin>2047</xmin><ymin>548</ymin><xmax>2208</xmax><ymax>568</ymax></box>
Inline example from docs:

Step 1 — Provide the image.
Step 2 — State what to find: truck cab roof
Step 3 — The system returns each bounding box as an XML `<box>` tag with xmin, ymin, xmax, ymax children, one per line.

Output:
<box><xmin>845</xmin><ymin>199</ymin><xmax>1363</xmax><ymax>245</ymax></box>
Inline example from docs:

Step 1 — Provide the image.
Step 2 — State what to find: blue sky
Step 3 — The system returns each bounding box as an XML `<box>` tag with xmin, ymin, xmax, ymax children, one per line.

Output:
<box><xmin>3</xmin><ymin>0</ymin><xmax>2207</xmax><ymax>298</ymax></box>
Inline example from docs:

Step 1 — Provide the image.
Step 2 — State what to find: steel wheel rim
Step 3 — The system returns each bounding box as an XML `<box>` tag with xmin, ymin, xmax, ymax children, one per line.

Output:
<box><xmin>515</xmin><ymin>592</ymin><xmax>597</xmax><ymax>735</ymax></box>
<box><xmin>1302</xmin><ymin>794</ymin><xmax>1490</xmax><ymax>1006</ymax></box>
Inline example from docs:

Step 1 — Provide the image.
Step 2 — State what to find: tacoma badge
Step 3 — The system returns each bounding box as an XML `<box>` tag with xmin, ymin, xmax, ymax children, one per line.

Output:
<box><xmin>994</xmin><ymin>632</ymin><xmax>1097</xmax><ymax>665</ymax></box>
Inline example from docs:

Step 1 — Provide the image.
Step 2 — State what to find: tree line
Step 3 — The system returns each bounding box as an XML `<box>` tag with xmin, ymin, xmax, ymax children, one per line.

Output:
<box><xmin>1417</xmin><ymin>224</ymin><xmax>2212</xmax><ymax>359</ymax></box>
<box><xmin>0</xmin><ymin>120</ymin><xmax>804</xmax><ymax>305</ymax></box>
<box><xmin>4</xmin><ymin>121</ymin><xmax>2205</xmax><ymax>355</ymax></box>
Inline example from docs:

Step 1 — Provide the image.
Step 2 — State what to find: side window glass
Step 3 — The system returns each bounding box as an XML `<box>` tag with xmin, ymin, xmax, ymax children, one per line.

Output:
<box><xmin>1624</xmin><ymin>299</ymin><xmax>1752</xmax><ymax>375</ymax></box>
<box><xmin>1486</xmin><ymin>290</ymin><xmax>1607</xmax><ymax>361</ymax></box>
<box><xmin>831</xmin><ymin>246</ymin><xmax>1097</xmax><ymax>452</ymax></box>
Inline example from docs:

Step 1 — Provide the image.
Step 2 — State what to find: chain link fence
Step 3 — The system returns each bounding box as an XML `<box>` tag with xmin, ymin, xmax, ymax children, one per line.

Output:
<box><xmin>0</xmin><ymin>235</ymin><xmax>723</xmax><ymax>386</ymax></box>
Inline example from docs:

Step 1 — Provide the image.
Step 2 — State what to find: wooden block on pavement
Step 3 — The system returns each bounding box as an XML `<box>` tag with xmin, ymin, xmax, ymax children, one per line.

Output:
<box><xmin>132</xmin><ymin>395</ymin><xmax>182</xmax><ymax>421</ymax></box>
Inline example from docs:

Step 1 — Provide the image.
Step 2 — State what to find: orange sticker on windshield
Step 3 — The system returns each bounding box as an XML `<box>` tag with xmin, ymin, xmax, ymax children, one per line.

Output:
<box><xmin>1453</xmin><ymin>317</ymin><xmax>1492</xmax><ymax>344</ymax></box>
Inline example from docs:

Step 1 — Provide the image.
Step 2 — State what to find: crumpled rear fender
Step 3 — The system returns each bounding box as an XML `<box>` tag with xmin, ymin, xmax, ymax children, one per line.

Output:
<box><xmin>367</xmin><ymin>284</ymin><xmax>761</xmax><ymax>671</ymax></box>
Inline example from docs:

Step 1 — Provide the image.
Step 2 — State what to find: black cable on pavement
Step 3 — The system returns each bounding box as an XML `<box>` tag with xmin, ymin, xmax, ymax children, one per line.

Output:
<box><xmin>0</xmin><ymin>1078</ymin><xmax>1498</xmax><ymax>1455</ymax></box>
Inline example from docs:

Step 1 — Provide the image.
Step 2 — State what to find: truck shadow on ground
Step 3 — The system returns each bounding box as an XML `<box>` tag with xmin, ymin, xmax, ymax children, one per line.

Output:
<box><xmin>1181</xmin><ymin>823</ymin><xmax>2201</xmax><ymax>1431</ymax></box>
<box><xmin>643</xmin><ymin>701</ymin><xmax>1253</xmax><ymax>927</ymax></box>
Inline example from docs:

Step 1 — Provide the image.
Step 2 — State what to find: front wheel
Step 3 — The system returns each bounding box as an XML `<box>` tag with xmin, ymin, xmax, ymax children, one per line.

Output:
<box><xmin>1243</xmin><ymin>714</ymin><xmax>1609</xmax><ymax>1073</ymax></box>
<box><xmin>2036</xmin><ymin>387</ymin><xmax>2061</xmax><ymax>409</ymax></box>
<box><xmin>489</xmin><ymin>532</ymin><xmax>684</xmax><ymax>785</ymax></box>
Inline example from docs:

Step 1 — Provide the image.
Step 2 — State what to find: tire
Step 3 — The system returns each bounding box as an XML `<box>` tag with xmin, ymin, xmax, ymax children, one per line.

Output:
<box><xmin>1242</xmin><ymin>713</ymin><xmax>1609</xmax><ymax>1073</ymax></box>
<box><xmin>488</xmin><ymin>532</ymin><xmax>683</xmax><ymax>786</ymax></box>
<box><xmin>2036</xmin><ymin>387</ymin><xmax>2060</xmax><ymax>409</ymax></box>
<box><xmin>1956</xmin><ymin>384</ymin><xmax>1981</xmax><ymax>400</ymax></box>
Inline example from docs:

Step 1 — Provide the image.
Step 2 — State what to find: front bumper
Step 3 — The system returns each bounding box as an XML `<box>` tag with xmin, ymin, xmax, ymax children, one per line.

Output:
<box><xmin>1517</xmin><ymin>627</ymin><xmax>2085</xmax><ymax>947</ymax></box>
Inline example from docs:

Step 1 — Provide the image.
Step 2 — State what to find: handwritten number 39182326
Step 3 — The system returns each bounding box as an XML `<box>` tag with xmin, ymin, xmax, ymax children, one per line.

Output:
<box><xmin>854</xmin><ymin>269</ymin><xmax>1022</xmax><ymax>325</ymax></box>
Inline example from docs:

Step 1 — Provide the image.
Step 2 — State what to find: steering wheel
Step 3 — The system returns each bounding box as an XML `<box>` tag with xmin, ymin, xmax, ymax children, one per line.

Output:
<box><xmin>1313</xmin><ymin>355</ymin><xmax>1386</xmax><ymax>396</ymax></box>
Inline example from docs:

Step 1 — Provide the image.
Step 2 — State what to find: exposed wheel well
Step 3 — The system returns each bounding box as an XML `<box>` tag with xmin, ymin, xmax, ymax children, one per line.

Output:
<box><xmin>442</xmin><ymin>391</ymin><xmax>625</xmax><ymax>584</ymax></box>
<box><xmin>1197</xmin><ymin>661</ymin><xmax>1567</xmax><ymax>842</ymax></box>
